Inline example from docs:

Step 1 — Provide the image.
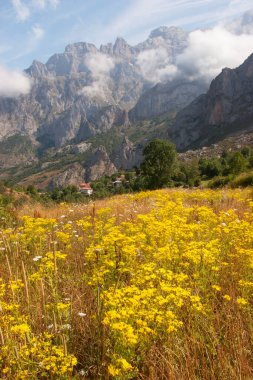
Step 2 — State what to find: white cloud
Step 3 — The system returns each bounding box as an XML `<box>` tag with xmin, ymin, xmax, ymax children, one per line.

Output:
<box><xmin>136</xmin><ymin>10</ymin><xmax>253</xmax><ymax>85</ymax></box>
<box><xmin>11</xmin><ymin>0</ymin><xmax>60</xmax><ymax>21</ymax></box>
<box><xmin>0</xmin><ymin>65</ymin><xmax>31</xmax><ymax>97</ymax></box>
<box><xmin>177</xmin><ymin>26</ymin><xmax>253</xmax><ymax>82</ymax></box>
<box><xmin>218</xmin><ymin>1</ymin><xmax>253</xmax><ymax>24</ymax></box>
<box><xmin>225</xmin><ymin>9</ymin><xmax>253</xmax><ymax>35</ymax></box>
<box><xmin>136</xmin><ymin>48</ymin><xmax>178</xmax><ymax>83</ymax></box>
<box><xmin>31</xmin><ymin>24</ymin><xmax>45</xmax><ymax>40</ymax></box>
<box><xmin>11</xmin><ymin>0</ymin><xmax>30</xmax><ymax>21</ymax></box>
<box><xmin>32</xmin><ymin>0</ymin><xmax>59</xmax><ymax>9</ymax></box>
<box><xmin>82</xmin><ymin>52</ymin><xmax>115</xmax><ymax>100</ymax></box>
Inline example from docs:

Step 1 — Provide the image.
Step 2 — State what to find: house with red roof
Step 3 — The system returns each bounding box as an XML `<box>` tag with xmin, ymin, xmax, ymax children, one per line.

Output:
<box><xmin>79</xmin><ymin>183</ymin><xmax>93</xmax><ymax>195</ymax></box>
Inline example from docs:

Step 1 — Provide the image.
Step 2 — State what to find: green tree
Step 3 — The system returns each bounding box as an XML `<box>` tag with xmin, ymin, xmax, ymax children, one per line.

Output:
<box><xmin>141</xmin><ymin>139</ymin><xmax>177</xmax><ymax>189</ymax></box>
<box><xmin>228</xmin><ymin>152</ymin><xmax>247</xmax><ymax>175</ymax></box>
<box><xmin>199</xmin><ymin>158</ymin><xmax>223</xmax><ymax>179</ymax></box>
<box><xmin>26</xmin><ymin>184</ymin><xmax>37</xmax><ymax>195</ymax></box>
<box><xmin>241</xmin><ymin>146</ymin><xmax>251</xmax><ymax>158</ymax></box>
<box><xmin>180</xmin><ymin>159</ymin><xmax>201</xmax><ymax>187</ymax></box>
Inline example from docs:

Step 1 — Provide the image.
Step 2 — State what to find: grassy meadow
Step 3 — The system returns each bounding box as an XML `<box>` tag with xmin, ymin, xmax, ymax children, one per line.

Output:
<box><xmin>0</xmin><ymin>188</ymin><xmax>253</xmax><ymax>379</ymax></box>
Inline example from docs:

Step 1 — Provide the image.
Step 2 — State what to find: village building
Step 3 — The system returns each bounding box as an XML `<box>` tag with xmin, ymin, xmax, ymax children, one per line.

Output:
<box><xmin>112</xmin><ymin>179</ymin><xmax>122</xmax><ymax>187</ymax></box>
<box><xmin>79</xmin><ymin>183</ymin><xmax>93</xmax><ymax>195</ymax></box>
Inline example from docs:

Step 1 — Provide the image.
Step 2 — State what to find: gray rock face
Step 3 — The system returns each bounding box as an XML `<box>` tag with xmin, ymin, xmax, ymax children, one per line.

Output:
<box><xmin>112</xmin><ymin>136</ymin><xmax>143</xmax><ymax>170</ymax></box>
<box><xmin>0</xmin><ymin>149</ymin><xmax>37</xmax><ymax>170</ymax></box>
<box><xmin>171</xmin><ymin>53</ymin><xmax>253</xmax><ymax>151</ymax></box>
<box><xmin>47</xmin><ymin>162</ymin><xmax>86</xmax><ymax>190</ymax></box>
<box><xmin>46</xmin><ymin>43</ymin><xmax>97</xmax><ymax>76</ymax></box>
<box><xmin>129</xmin><ymin>79</ymin><xmax>207</xmax><ymax>121</ymax></box>
<box><xmin>0</xmin><ymin>25</ymin><xmax>207</xmax><ymax>183</ymax></box>
<box><xmin>134</xmin><ymin>26</ymin><xmax>188</xmax><ymax>58</ymax></box>
<box><xmin>113</xmin><ymin>38</ymin><xmax>134</xmax><ymax>58</ymax></box>
<box><xmin>75</xmin><ymin>105</ymin><xmax>125</xmax><ymax>142</ymax></box>
<box><xmin>85</xmin><ymin>146</ymin><xmax>117</xmax><ymax>181</ymax></box>
<box><xmin>0</xmin><ymin>25</ymin><xmax>190</xmax><ymax>150</ymax></box>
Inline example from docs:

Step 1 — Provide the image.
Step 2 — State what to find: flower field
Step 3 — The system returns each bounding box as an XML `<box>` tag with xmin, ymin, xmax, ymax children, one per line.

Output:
<box><xmin>0</xmin><ymin>188</ymin><xmax>253</xmax><ymax>379</ymax></box>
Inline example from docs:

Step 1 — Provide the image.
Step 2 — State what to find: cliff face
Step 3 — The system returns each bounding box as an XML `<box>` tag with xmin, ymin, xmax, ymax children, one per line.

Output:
<box><xmin>0</xmin><ymin>26</ymin><xmax>197</xmax><ymax>184</ymax></box>
<box><xmin>129</xmin><ymin>79</ymin><xmax>207</xmax><ymax>122</ymax></box>
<box><xmin>171</xmin><ymin>53</ymin><xmax>253</xmax><ymax>151</ymax></box>
<box><xmin>0</xmin><ymin>26</ymin><xmax>190</xmax><ymax>149</ymax></box>
<box><xmin>47</xmin><ymin>163</ymin><xmax>86</xmax><ymax>190</ymax></box>
<box><xmin>85</xmin><ymin>146</ymin><xmax>117</xmax><ymax>181</ymax></box>
<box><xmin>3</xmin><ymin>27</ymin><xmax>253</xmax><ymax>186</ymax></box>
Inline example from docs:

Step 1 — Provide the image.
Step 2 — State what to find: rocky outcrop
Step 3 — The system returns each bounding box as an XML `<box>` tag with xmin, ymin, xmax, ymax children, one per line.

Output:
<box><xmin>0</xmin><ymin>134</ymin><xmax>38</xmax><ymax>169</ymax></box>
<box><xmin>75</xmin><ymin>105</ymin><xmax>125</xmax><ymax>142</ymax></box>
<box><xmin>129</xmin><ymin>79</ymin><xmax>207</xmax><ymax>121</ymax></box>
<box><xmin>47</xmin><ymin>162</ymin><xmax>86</xmax><ymax>190</ymax></box>
<box><xmin>111</xmin><ymin>136</ymin><xmax>143</xmax><ymax>170</ymax></box>
<box><xmin>134</xmin><ymin>26</ymin><xmax>188</xmax><ymax>58</ymax></box>
<box><xmin>0</xmin><ymin>25</ymin><xmax>191</xmax><ymax>149</ymax></box>
<box><xmin>113</xmin><ymin>38</ymin><xmax>134</xmax><ymax>58</ymax></box>
<box><xmin>0</xmin><ymin>25</ymin><xmax>204</xmax><ymax>183</ymax></box>
<box><xmin>85</xmin><ymin>146</ymin><xmax>117</xmax><ymax>181</ymax></box>
<box><xmin>171</xmin><ymin>53</ymin><xmax>253</xmax><ymax>151</ymax></box>
<box><xmin>0</xmin><ymin>150</ymin><xmax>37</xmax><ymax>170</ymax></box>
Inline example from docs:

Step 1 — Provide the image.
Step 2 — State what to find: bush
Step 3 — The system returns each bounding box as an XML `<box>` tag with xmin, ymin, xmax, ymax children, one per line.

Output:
<box><xmin>178</xmin><ymin>159</ymin><xmax>200</xmax><ymax>187</ymax></box>
<box><xmin>199</xmin><ymin>158</ymin><xmax>223</xmax><ymax>179</ymax></box>
<box><xmin>230</xmin><ymin>172</ymin><xmax>253</xmax><ymax>188</ymax></box>
<box><xmin>208</xmin><ymin>176</ymin><xmax>230</xmax><ymax>189</ymax></box>
<box><xmin>228</xmin><ymin>152</ymin><xmax>247</xmax><ymax>175</ymax></box>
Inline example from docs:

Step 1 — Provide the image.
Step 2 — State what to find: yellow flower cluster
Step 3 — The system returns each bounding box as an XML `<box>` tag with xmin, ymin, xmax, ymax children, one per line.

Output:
<box><xmin>0</xmin><ymin>188</ymin><xmax>252</xmax><ymax>378</ymax></box>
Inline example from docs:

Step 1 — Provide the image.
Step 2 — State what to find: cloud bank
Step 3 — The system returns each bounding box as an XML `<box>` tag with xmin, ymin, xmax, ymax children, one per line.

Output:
<box><xmin>225</xmin><ymin>9</ymin><xmax>253</xmax><ymax>35</ymax></box>
<box><xmin>82</xmin><ymin>52</ymin><xmax>115</xmax><ymax>100</ymax></box>
<box><xmin>136</xmin><ymin>48</ymin><xmax>178</xmax><ymax>83</ymax></box>
<box><xmin>136</xmin><ymin>19</ymin><xmax>253</xmax><ymax>84</ymax></box>
<box><xmin>177</xmin><ymin>26</ymin><xmax>253</xmax><ymax>82</ymax></box>
<box><xmin>0</xmin><ymin>65</ymin><xmax>31</xmax><ymax>97</ymax></box>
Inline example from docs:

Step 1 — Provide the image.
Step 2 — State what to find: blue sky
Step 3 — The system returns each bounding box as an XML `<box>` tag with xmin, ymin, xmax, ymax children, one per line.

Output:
<box><xmin>0</xmin><ymin>0</ymin><xmax>253</xmax><ymax>70</ymax></box>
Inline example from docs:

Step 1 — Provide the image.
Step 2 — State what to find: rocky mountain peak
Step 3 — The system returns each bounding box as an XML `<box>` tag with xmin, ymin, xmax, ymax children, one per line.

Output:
<box><xmin>134</xmin><ymin>25</ymin><xmax>188</xmax><ymax>57</ymax></box>
<box><xmin>64</xmin><ymin>42</ymin><xmax>97</xmax><ymax>54</ymax></box>
<box><xmin>26</xmin><ymin>60</ymin><xmax>49</xmax><ymax>77</ymax></box>
<box><xmin>113</xmin><ymin>37</ymin><xmax>133</xmax><ymax>58</ymax></box>
<box><xmin>44</xmin><ymin>42</ymin><xmax>98</xmax><ymax>76</ymax></box>
<box><xmin>0</xmin><ymin>23</ymin><xmax>209</xmax><ymax>182</ymax></box>
<box><xmin>171</xmin><ymin>52</ymin><xmax>253</xmax><ymax>151</ymax></box>
<box><xmin>149</xmin><ymin>26</ymin><xmax>188</xmax><ymax>40</ymax></box>
<box><xmin>100</xmin><ymin>42</ymin><xmax>113</xmax><ymax>55</ymax></box>
<box><xmin>238</xmin><ymin>52</ymin><xmax>253</xmax><ymax>76</ymax></box>
<box><xmin>227</xmin><ymin>9</ymin><xmax>253</xmax><ymax>35</ymax></box>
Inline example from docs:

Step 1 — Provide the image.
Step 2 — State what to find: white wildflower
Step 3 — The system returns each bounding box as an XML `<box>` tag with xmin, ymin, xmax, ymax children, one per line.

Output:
<box><xmin>33</xmin><ymin>255</ymin><xmax>42</xmax><ymax>261</ymax></box>
<box><xmin>78</xmin><ymin>312</ymin><xmax>87</xmax><ymax>317</ymax></box>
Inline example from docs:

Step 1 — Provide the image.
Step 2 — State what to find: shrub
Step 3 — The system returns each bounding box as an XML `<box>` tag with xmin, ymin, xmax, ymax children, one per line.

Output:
<box><xmin>208</xmin><ymin>176</ymin><xmax>230</xmax><ymax>188</ymax></box>
<box><xmin>230</xmin><ymin>172</ymin><xmax>253</xmax><ymax>188</ymax></box>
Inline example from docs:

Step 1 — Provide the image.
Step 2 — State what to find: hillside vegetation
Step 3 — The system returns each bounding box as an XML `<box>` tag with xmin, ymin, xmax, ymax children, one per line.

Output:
<box><xmin>0</xmin><ymin>188</ymin><xmax>253</xmax><ymax>379</ymax></box>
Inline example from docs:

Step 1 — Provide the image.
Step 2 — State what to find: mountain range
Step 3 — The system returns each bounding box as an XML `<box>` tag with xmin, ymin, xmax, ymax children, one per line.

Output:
<box><xmin>0</xmin><ymin>25</ymin><xmax>253</xmax><ymax>188</ymax></box>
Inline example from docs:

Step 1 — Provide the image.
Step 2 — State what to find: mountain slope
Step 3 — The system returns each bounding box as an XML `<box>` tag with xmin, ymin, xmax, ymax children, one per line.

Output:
<box><xmin>2</xmin><ymin>26</ymin><xmax>253</xmax><ymax>187</ymax></box>
<box><xmin>0</xmin><ymin>26</ymin><xmax>199</xmax><ymax>184</ymax></box>
<box><xmin>0</xmin><ymin>26</ymin><xmax>189</xmax><ymax>150</ymax></box>
<box><xmin>171</xmin><ymin>53</ymin><xmax>253</xmax><ymax>151</ymax></box>
<box><xmin>129</xmin><ymin>78</ymin><xmax>206</xmax><ymax>122</ymax></box>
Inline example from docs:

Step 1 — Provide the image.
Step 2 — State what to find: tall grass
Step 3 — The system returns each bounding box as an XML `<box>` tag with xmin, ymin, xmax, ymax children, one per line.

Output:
<box><xmin>0</xmin><ymin>188</ymin><xmax>252</xmax><ymax>379</ymax></box>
